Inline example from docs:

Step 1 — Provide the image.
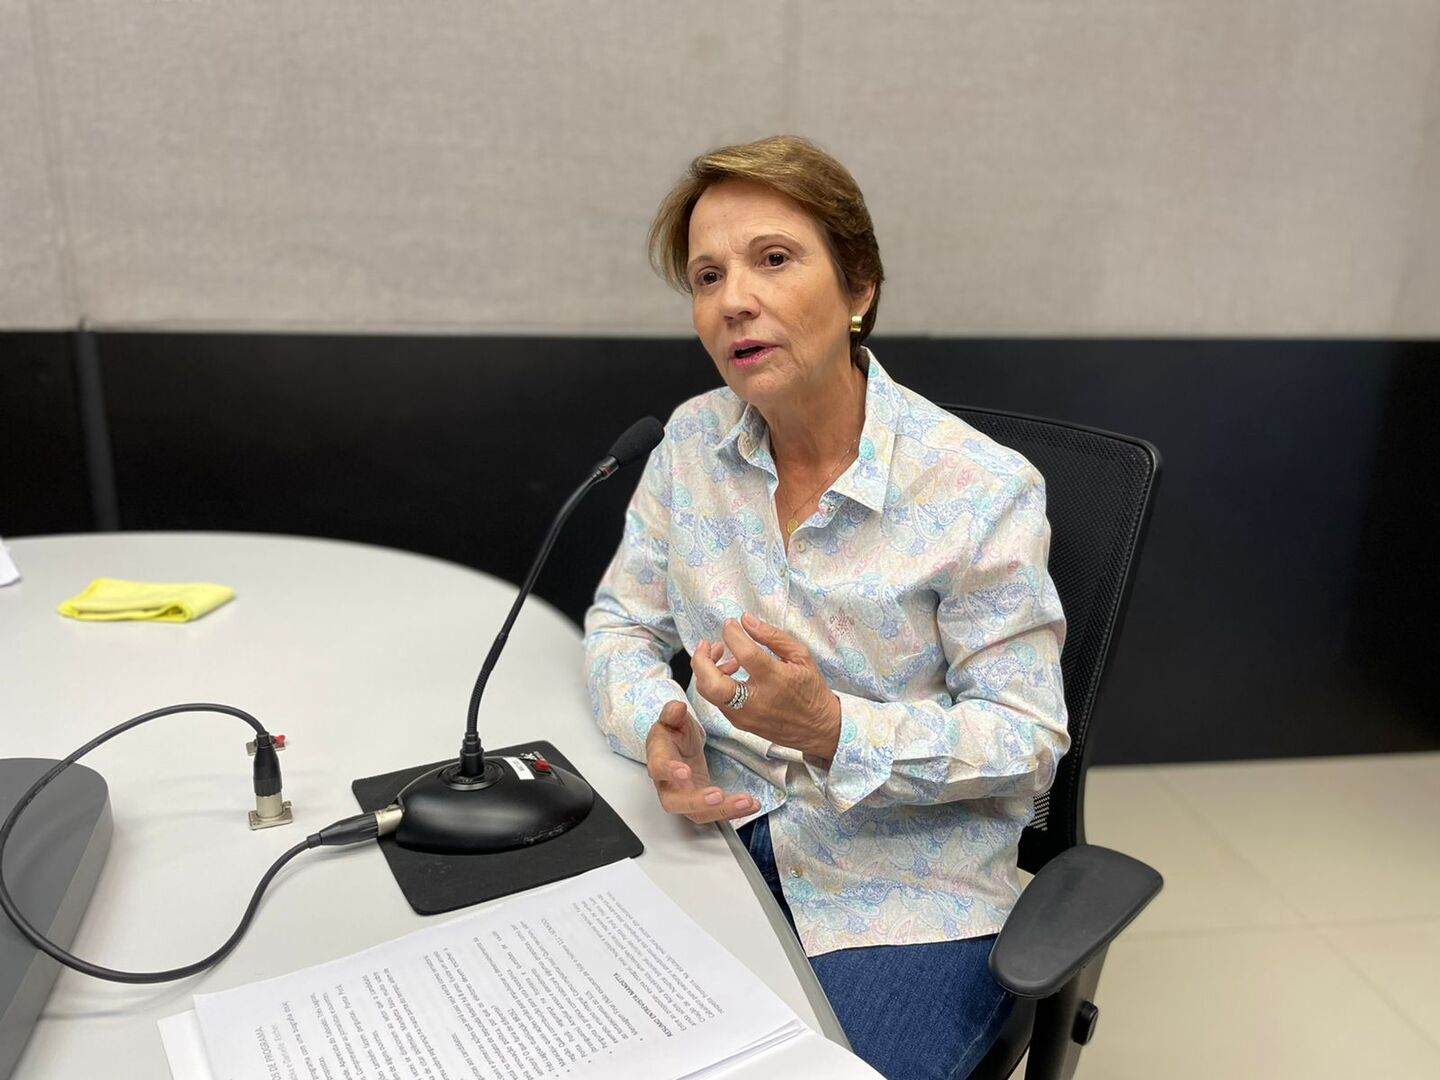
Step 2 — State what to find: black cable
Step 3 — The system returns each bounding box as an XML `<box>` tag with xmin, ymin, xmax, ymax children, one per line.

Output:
<box><xmin>0</xmin><ymin>702</ymin><xmax>378</xmax><ymax>985</ymax></box>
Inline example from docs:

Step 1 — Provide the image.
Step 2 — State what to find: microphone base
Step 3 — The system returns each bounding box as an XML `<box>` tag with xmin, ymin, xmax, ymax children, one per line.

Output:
<box><xmin>393</xmin><ymin>753</ymin><xmax>595</xmax><ymax>855</ymax></box>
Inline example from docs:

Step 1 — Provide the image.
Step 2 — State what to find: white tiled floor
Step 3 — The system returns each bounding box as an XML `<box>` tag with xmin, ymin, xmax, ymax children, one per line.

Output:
<box><xmin>1061</xmin><ymin>752</ymin><xmax>1440</xmax><ymax>1078</ymax></box>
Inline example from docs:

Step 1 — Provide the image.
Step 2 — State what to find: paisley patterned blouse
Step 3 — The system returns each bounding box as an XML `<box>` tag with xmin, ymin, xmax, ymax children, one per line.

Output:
<box><xmin>583</xmin><ymin>352</ymin><xmax>1068</xmax><ymax>957</ymax></box>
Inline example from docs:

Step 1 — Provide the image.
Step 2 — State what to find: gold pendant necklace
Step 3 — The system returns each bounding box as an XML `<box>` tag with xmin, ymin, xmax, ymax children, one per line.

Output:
<box><xmin>782</xmin><ymin>439</ymin><xmax>858</xmax><ymax>536</ymax></box>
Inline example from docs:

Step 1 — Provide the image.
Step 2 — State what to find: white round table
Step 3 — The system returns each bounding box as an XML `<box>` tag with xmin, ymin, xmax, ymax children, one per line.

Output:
<box><xmin>0</xmin><ymin>533</ymin><xmax>862</xmax><ymax>1079</ymax></box>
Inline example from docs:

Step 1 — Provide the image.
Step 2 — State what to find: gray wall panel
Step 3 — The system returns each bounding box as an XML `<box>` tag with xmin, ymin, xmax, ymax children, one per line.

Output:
<box><xmin>4</xmin><ymin>1</ymin><xmax>1438</xmax><ymax>335</ymax></box>
<box><xmin>36</xmin><ymin>0</ymin><xmax>784</xmax><ymax>332</ymax></box>
<box><xmin>0</xmin><ymin>0</ymin><xmax>71</xmax><ymax>328</ymax></box>
<box><xmin>794</xmin><ymin>0</ymin><xmax>1439</xmax><ymax>336</ymax></box>
<box><xmin>1396</xmin><ymin>19</ymin><xmax>1440</xmax><ymax>333</ymax></box>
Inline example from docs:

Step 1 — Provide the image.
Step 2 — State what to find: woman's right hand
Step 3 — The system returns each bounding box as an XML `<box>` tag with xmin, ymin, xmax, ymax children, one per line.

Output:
<box><xmin>646</xmin><ymin>700</ymin><xmax>758</xmax><ymax>823</ymax></box>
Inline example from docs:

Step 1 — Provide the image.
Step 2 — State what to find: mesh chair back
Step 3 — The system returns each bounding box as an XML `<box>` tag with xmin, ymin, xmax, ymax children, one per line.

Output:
<box><xmin>941</xmin><ymin>405</ymin><xmax>1160</xmax><ymax>874</ymax></box>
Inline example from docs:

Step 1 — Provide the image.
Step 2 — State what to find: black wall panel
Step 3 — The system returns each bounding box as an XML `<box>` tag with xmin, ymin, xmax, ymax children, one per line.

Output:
<box><xmin>880</xmin><ymin>341</ymin><xmax>1439</xmax><ymax>763</ymax></box>
<box><xmin>97</xmin><ymin>333</ymin><xmax>720</xmax><ymax>632</ymax></box>
<box><xmin>0</xmin><ymin>333</ymin><xmax>91</xmax><ymax>537</ymax></box>
<box><xmin>4</xmin><ymin>329</ymin><xmax>1435</xmax><ymax>765</ymax></box>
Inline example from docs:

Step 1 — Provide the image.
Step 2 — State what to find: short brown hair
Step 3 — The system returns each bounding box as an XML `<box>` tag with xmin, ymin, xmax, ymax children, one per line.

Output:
<box><xmin>648</xmin><ymin>135</ymin><xmax>884</xmax><ymax>366</ymax></box>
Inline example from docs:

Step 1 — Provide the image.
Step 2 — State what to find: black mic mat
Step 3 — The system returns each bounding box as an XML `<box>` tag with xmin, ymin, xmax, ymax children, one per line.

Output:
<box><xmin>352</xmin><ymin>741</ymin><xmax>643</xmax><ymax>915</ymax></box>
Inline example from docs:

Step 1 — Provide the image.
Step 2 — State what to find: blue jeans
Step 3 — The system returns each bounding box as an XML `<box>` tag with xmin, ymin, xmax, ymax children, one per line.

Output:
<box><xmin>738</xmin><ymin>816</ymin><xmax>1014</xmax><ymax>1080</ymax></box>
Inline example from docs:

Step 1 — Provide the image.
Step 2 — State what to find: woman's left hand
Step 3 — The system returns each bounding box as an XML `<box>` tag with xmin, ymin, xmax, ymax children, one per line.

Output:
<box><xmin>691</xmin><ymin>612</ymin><xmax>841</xmax><ymax>762</ymax></box>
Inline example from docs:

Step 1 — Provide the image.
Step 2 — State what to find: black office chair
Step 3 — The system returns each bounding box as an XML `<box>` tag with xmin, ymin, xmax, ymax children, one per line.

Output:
<box><xmin>940</xmin><ymin>405</ymin><xmax>1165</xmax><ymax>1080</ymax></box>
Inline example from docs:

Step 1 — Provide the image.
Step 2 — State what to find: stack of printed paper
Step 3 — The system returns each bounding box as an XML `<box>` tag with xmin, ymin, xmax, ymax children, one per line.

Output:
<box><xmin>159</xmin><ymin>859</ymin><xmax>880</xmax><ymax>1079</ymax></box>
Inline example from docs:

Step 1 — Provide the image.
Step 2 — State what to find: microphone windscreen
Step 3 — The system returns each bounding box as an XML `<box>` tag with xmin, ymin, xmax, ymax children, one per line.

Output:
<box><xmin>606</xmin><ymin>417</ymin><xmax>664</xmax><ymax>469</ymax></box>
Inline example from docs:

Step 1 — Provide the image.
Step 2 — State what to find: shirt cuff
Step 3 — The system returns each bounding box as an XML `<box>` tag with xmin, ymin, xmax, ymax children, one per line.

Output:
<box><xmin>809</xmin><ymin>691</ymin><xmax>898</xmax><ymax>813</ymax></box>
<box><xmin>606</xmin><ymin>679</ymin><xmax>688</xmax><ymax>762</ymax></box>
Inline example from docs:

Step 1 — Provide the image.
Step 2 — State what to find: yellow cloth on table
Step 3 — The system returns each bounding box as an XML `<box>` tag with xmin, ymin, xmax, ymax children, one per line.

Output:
<box><xmin>57</xmin><ymin>578</ymin><xmax>235</xmax><ymax>622</ymax></box>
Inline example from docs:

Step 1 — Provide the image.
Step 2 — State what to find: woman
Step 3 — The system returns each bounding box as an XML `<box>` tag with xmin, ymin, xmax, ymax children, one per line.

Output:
<box><xmin>583</xmin><ymin>135</ymin><xmax>1068</xmax><ymax>1080</ymax></box>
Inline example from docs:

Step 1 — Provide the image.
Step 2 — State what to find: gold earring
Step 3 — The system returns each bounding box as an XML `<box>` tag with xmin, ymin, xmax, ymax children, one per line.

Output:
<box><xmin>850</xmin><ymin>314</ymin><xmax>863</xmax><ymax>336</ymax></box>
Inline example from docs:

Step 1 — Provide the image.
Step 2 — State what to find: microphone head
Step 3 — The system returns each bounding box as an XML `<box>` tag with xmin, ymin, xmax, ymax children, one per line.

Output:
<box><xmin>606</xmin><ymin>417</ymin><xmax>664</xmax><ymax>470</ymax></box>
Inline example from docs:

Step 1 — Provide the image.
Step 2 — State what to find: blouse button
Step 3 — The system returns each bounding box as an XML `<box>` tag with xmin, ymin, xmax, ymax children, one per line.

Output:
<box><xmin>794</xmin><ymin>539</ymin><xmax>809</xmax><ymax>554</ymax></box>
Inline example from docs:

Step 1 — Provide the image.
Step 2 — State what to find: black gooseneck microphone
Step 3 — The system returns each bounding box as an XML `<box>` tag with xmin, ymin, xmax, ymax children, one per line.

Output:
<box><xmin>391</xmin><ymin>416</ymin><xmax>665</xmax><ymax>854</ymax></box>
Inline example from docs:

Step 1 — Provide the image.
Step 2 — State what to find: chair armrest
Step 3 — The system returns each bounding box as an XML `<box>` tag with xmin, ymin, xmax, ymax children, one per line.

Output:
<box><xmin>989</xmin><ymin>844</ymin><xmax>1162</xmax><ymax>999</ymax></box>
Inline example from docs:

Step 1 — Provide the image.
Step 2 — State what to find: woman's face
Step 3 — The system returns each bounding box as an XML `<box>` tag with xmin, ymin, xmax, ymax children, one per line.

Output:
<box><xmin>687</xmin><ymin>180</ymin><xmax>869</xmax><ymax>410</ymax></box>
